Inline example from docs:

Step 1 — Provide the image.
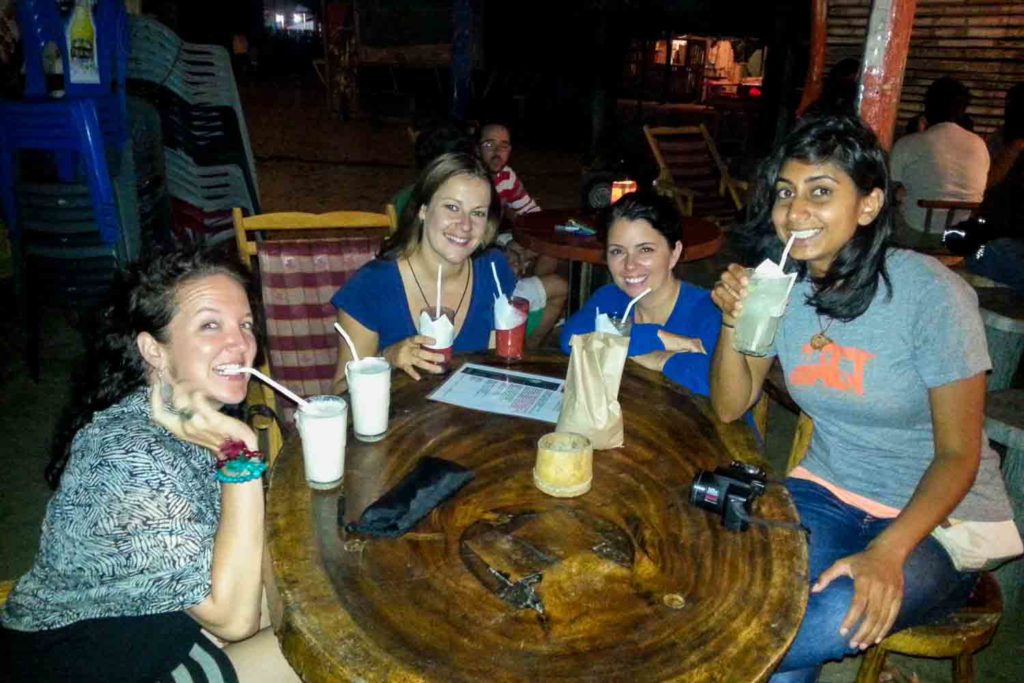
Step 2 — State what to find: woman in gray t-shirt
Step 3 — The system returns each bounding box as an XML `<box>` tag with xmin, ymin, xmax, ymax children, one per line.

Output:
<box><xmin>709</xmin><ymin>114</ymin><xmax>1015</xmax><ymax>682</ymax></box>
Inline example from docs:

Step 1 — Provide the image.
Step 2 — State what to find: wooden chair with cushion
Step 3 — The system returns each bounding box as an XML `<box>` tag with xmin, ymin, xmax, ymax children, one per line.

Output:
<box><xmin>232</xmin><ymin>208</ymin><xmax>391</xmax><ymax>461</ymax></box>
<box><xmin>643</xmin><ymin>124</ymin><xmax>745</xmax><ymax>227</ymax></box>
<box><xmin>778</xmin><ymin>409</ymin><xmax>1003</xmax><ymax>683</ymax></box>
<box><xmin>918</xmin><ymin>199</ymin><xmax>982</xmax><ymax>239</ymax></box>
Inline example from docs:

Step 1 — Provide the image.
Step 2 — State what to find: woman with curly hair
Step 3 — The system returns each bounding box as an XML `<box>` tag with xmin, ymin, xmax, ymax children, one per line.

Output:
<box><xmin>0</xmin><ymin>249</ymin><xmax>298</xmax><ymax>682</ymax></box>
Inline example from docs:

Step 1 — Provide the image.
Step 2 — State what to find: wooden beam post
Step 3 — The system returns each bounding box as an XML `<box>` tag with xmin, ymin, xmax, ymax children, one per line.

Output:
<box><xmin>796</xmin><ymin>0</ymin><xmax>829</xmax><ymax>116</ymax></box>
<box><xmin>858</xmin><ymin>0</ymin><xmax>918</xmax><ymax>150</ymax></box>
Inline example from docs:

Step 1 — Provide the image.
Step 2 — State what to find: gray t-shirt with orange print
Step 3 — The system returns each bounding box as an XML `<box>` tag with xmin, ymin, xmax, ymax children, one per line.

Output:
<box><xmin>772</xmin><ymin>249</ymin><xmax>1012</xmax><ymax>522</ymax></box>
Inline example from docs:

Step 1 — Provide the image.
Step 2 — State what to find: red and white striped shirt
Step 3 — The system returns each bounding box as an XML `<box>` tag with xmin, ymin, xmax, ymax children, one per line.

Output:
<box><xmin>493</xmin><ymin>165</ymin><xmax>540</xmax><ymax>215</ymax></box>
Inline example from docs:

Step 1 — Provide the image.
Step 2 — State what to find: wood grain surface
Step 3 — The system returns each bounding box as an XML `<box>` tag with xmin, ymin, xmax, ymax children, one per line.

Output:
<box><xmin>513</xmin><ymin>209</ymin><xmax>724</xmax><ymax>265</ymax></box>
<box><xmin>266</xmin><ymin>354</ymin><xmax>808</xmax><ymax>682</ymax></box>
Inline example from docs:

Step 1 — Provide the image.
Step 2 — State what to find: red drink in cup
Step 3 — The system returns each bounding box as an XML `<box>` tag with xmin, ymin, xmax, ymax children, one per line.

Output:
<box><xmin>419</xmin><ymin>306</ymin><xmax>455</xmax><ymax>373</ymax></box>
<box><xmin>496</xmin><ymin>296</ymin><xmax>529</xmax><ymax>361</ymax></box>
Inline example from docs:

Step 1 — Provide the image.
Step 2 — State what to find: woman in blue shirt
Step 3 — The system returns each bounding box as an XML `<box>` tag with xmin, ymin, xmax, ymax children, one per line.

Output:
<box><xmin>333</xmin><ymin>152</ymin><xmax>516</xmax><ymax>387</ymax></box>
<box><xmin>560</xmin><ymin>191</ymin><xmax>721</xmax><ymax>396</ymax></box>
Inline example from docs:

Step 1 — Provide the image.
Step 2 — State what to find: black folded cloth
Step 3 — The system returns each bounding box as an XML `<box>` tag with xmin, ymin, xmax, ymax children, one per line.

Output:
<box><xmin>344</xmin><ymin>457</ymin><xmax>474</xmax><ymax>538</ymax></box>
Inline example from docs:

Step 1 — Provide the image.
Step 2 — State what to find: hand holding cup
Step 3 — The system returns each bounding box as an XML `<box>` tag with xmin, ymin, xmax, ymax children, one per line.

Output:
<box><xmin>710</xmin><ymin>263</ymin><xmax>751</xmax><ymax>323</ymax></box>
<box><xmin>384</xmin><ymin>335</ymin><xmax>446</xmax><ymax>381</ymax></box>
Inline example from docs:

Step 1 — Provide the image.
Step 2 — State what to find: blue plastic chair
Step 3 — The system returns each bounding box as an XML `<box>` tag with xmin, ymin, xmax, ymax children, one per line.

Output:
<box><xmin>0</xmin><ymin>99</ymin><xmax>121</xmax><ymax>244</ymax></box>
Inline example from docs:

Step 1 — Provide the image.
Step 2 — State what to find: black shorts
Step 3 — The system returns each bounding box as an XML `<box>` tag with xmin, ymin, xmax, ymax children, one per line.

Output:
<box><xmin>0</xmin><ymin>611</ymin><xmax>237</xmax><ymax>683</ymax></box>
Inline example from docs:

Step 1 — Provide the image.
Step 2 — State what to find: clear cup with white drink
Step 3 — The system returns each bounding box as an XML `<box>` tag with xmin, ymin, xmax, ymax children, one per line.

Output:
<box><xmin>345</xmin><ymin>356</ymin><xmax>392</xmax><ymax>442</ymax></box>
<box><xmin>732</xmin><ymin>258</ymin><xmax>797</xmax><ymax>357</ymax></box>
<box><xmin>295</xmin><ymin>395</ymin><xmax>348</xmax><ymax>489</ymax></box>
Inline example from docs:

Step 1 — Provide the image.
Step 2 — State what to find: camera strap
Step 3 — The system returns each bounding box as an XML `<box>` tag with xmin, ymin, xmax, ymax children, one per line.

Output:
<box><xmin>737</xmin><ymin>506</ymin><xmax>809</xmax><ymax>536</ymax></box>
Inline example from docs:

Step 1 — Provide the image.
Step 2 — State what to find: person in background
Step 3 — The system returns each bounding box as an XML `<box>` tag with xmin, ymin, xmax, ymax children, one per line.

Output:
<box><xmin>711</xmin><ymin>114</ymin><xmax>1013</xmax><ymax>682</ymax></box>
<box><xmin>391</xmin><ymin>121</ymin><xmax>476</xmax><ymax>220</ymax></box>
<box><xmin>890</xmin><ymin>77</ymin><xmax>989</xmax><ymax>246</ymax></box>
<box><xmin>332</xmin><ymin>152</ymin><xmax>515</xmax><ymax>388</ymax></box>
<box><xmin>479</xmin><ymin>122</ymin><xmax>540</xmax><ymax>217</ymax></box>
<box><xmin>802</xmin><ymin>58</ymin><xmax>860</xmax><ymax>119</ymax></box>
<box><xmin>0</xmin><ymin>249</ymin><xmax>299</xmax><ymax>682</ymax></box>
<box><xmin>965</xmin><ymin>81</ymin><xmax>1024</xmax><ymax>292</ymax></box>
<box><xmin>478</xmin><ymin>121</ymin><xmax>568</xmax><ymax>348</ymax></box>
<box><xmin>560</xmin><ymin>191</ymin><xmax>720</xmax><ymax>397</ymax></box>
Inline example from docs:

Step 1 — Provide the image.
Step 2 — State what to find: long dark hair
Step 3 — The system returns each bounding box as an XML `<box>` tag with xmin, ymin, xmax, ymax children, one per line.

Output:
<box><xmin>736</xmin><ymin>114</ymin><xmax>893</xmax><ymax>321</ymax></box>
<box><xmin>379</xmin><ymin>152</ymin><xmax>500</xmax><ymax>260</ymax></box>
<box><xmin>46</xmin><ymin>248</ymin><xmax>252</xmax><ymax>488</ymax></box>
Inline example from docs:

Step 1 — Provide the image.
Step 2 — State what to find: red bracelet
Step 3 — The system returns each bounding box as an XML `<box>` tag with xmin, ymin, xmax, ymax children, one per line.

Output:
<box><xmin>214</xmin><ymin>440</ymin><xmax>266</xmax><ymax>483</ymax></box>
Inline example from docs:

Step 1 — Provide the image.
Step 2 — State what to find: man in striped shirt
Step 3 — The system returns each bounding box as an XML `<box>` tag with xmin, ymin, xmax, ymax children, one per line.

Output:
<box><xmin>477</xmin><ymin>122</ymin><xmax>567</xmax><ymax>347</ymax></box>
<box><xmin>479</xmin><ymin>123</ymin><xmax>540</xmax><ymax>216</ymax></box>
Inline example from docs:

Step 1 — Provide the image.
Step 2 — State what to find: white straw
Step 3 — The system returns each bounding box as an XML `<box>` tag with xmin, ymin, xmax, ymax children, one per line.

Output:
<box><xmin>435</xmin><ymin>264</ymin><xmax>442</xmax><ymax>319</ymax></box>
<box><xmin>242</xmin><ymin>367</ymin><xmax>309</xmax><ymax>407</ymax></box>
<box><xmin>487</xmin><ymin>262</ymin><xmax>503</xmax><ymax>299</ymax></box>
<box><xmin>621</xmin><ymin>287</ymin><xmax>652</xmax><ymax>324</ymax></box>
<box><xmin>779</xmin><ymin>233</ymin><xmax>797</xmax><ymax>271</ymax></box>
<box><xmin>333</xmin><ymin>322</ymin><xmax>361</xmax><ymax>362</ymax></box>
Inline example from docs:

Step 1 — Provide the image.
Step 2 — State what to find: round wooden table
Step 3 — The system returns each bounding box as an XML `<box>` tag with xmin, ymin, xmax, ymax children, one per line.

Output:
<box><xmin>512</xmin><ymin>209</ymin><xmax>723</xmax><ymax>313</ymax></box>
<box><xmin>266</xmin><ymin>354</ymin><xmax>808</xmax><ymax>682</ymax></box>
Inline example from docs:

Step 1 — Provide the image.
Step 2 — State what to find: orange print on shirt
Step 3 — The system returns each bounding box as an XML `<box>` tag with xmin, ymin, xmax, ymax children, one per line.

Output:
<box><xmin>789</xmin><ymin>343</ymin><xmax>875</xmax><ymax>396</ymax></box>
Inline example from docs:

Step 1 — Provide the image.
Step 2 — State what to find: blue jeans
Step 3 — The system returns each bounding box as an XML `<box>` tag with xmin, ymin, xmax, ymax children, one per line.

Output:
<box><xmin>770</xmin><ymin>479</ymin><xmax>978</xmax><ymax>683</ymax></box>
<box><xmin>966</xmin><ymin>238</ymin><xmax>1024</xmax><ymax>293</ymax></box>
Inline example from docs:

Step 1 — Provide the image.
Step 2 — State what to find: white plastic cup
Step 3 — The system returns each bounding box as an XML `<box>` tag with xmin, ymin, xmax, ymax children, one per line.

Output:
<box><xmin>345</xmin><ymin>357</ymin><xmax>392</xmax><ymax>442</ymax></box>
<box><xmin>733</xmin><ymin>268</ymin><xmax>794</xmax><ymax>356</ymax></box>
<box><xmin>295</xmin><ymin>395</ymin><xmax>347</xmax><ymax>489</ymax></box>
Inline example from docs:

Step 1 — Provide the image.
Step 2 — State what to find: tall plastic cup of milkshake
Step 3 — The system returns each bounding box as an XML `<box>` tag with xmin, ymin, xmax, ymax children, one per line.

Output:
<box><xmin>345</xmin><ymin>356</ymin><xmax>392</xmax><ymax>442</ymax></box>
<box><xmin>295</xmin><ymin>395</ymin><xmax>347</xmax><ymax>489</ymax></box>
<box><xmin>418</xmin><ymin>306</ymin><xmax>455</xmax><ymax>373</ymax></box>
<box><xmin>733</xmin><ymin>261</ymin><xmax>796</xmax><ymax>357</ymax></box>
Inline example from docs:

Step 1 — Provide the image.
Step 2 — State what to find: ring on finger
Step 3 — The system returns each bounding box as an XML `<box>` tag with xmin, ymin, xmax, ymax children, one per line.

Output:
<box><xmin>179</xmin><ymin>408</ymin><xmax>195</xmax><ymax>421</ymax></box>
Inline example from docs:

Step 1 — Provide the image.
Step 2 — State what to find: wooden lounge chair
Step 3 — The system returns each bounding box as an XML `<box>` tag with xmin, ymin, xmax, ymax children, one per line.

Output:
<box><xmin>643</xmin><ymin>124</ymin><xmax>746</xmax><ymax>227</ymax></box>
<box><xmin>233</xmin><ymin>207</ymin><xmax>391</xmax><ymax>461</ymax></box>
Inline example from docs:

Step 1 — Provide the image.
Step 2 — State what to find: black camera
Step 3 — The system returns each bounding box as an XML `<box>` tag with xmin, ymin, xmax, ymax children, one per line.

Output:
<box><xmin>689</xmin><ymin>461</ymin><xmax>768</xmax><ymax>531</ymax></box>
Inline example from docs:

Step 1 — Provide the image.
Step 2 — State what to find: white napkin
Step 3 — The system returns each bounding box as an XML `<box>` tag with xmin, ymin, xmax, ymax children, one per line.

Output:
<box><xmin>754</xmin><ymin>257</ymin><xmax>785</xmax><ymax>277</ymax></box>
<box><xmin>494</xmin><ymin>295</ymin><xmax>528</xmax><ymax>331</ymax></box>
<box><xmin>751</xmin><ymin>258</ymin><xmax>798</xmax><ymax>316</ymax></box>
<box><xmin>418</xmin><ymin>311</ymin><xmax>455</xmax><ymax>348</ymax></box>
<box><xmin>595</xmin><ymin>311</ymin><xmax>625</xmax><ymax>336</ymax></box>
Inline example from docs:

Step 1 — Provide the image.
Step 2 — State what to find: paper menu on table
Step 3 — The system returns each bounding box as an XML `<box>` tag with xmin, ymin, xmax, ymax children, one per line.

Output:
<box><xmin>427</xmin><ymin>363</ymin><xmax>564</xmax><ymax>423</ymax></box>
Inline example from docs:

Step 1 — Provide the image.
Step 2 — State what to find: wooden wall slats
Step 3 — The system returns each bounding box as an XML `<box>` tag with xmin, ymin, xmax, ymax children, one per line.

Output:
<box><xmin>824</xmin><ymin>0</ymin><xmax>1024</xmax><ymax>137</ymax></box>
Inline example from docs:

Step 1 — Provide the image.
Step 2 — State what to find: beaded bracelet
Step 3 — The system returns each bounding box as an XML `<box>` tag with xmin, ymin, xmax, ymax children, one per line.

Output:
<box><xmin>214</xmin><ymin>439</ymin><xmax>267</xmax><ymax>484</ymax></box>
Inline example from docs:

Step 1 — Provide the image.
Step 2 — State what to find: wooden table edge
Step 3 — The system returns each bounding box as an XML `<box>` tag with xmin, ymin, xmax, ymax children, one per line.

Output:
<box><xmin>265</xmin><ymin>356</ymin><xmax>808</xmax><ymax>682</ymax></box>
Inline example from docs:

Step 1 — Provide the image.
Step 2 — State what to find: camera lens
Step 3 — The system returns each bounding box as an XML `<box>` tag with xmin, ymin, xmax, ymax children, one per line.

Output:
<box><xmin>689</xmin><ymin>471</ymin><xmax>725</xmax><ymax>513</ymax></box>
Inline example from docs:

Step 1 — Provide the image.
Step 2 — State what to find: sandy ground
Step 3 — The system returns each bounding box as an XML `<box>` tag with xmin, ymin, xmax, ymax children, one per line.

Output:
<box><xmin>243</xmin><ymin>82</ymin><xmax>581</xmax><ymax>214</ymax></box>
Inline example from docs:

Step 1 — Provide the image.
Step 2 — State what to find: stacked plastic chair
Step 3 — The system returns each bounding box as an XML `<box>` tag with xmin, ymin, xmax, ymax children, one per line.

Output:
<box><xmin>1</xmin><ymin>0</ymin><xmax>141</xmax><ymax>379</ymax></box>
<box><xmin>127</xmin><ymin>15</ymin><xmax>259</xmax><ymax>243</ymax></box>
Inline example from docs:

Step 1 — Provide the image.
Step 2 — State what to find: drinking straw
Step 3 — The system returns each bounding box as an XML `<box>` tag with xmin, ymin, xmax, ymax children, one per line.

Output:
<box><xmin>490</xmin><ymin>261</ymin><xmax>505</xmax><ymax>299</ymax></box>
<box><xmin>621</xmin><ymin>287</ymin><xmax>652</xmax><ymax>324</ymax></box>
<box><xmin>435</xmin><ymin>264</ymin><xmax>442</xmax><ymax>319</ymax></box>
<box><xmin>779</xmin><ymin>233</ymin><xmax>797</xmax><ymax>270</ymax></box>
<box><xmin>222</xmin><ymin>365</ymin><xmax>309</xmax><ymax>407</ymax></box>
<box><xmin>333</xmin><ymin>322</ymin><xmax>361</xmax><ymax>362</ymax></box>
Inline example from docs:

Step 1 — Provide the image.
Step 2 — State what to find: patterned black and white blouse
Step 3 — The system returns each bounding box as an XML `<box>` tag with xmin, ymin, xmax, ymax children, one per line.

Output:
<box><xmin>1</xmin><ymin>388</ymin><xmax>221</xmax><ymax>631</ymax></box>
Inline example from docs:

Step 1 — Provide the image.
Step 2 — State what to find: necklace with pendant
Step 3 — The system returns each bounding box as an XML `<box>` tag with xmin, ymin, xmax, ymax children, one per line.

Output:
<box><xmin>810</xmin><ymin>315</ymin><xmax>836</xmax><ymax>351</ymax></box>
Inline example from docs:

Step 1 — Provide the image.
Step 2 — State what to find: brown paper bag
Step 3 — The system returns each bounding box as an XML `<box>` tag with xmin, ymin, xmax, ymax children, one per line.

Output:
<box><xmin>556</xmin><ymin>332</ymin><xmax>629</xmax><ymax>449</ymax></box>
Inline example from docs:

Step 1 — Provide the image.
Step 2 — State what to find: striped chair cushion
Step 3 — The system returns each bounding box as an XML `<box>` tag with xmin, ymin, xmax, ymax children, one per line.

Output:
<box><xmin>257</xmin><ymin>237</ymin><xmax>380</xmax><ymax>421</ymax></box>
